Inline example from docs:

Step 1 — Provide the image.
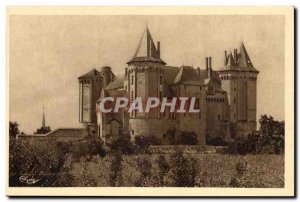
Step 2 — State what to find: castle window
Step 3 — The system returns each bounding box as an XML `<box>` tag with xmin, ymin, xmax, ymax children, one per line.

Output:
<box><xmin>218</xmin><ymin>115</ymin><xmax>221</xmax><ymax>120</ymax></box>
<box><xmin>160</xmin><ymin>75</ymin><xmax>163</xmax><ymax>85</ymax></box>
<box><xmin>131</xmin><ymin>130</ymin><xmax>134</xmax><ymax>136</ymax></box>
<box><xmin>200</xmin><ymin>86</ymin><xmax>202</xmax><ymax>91</ymax></box>
<box><xmin>234</xmin><ymin>87</ymin><xmax>236</xmax><ymax>91</ymax></box>
<box><xmin>234</xmin><ymin>98</ymin><xmax>236</xmax><ymax>103</ymax></box>
<box><xmin>131</xmin><ymin>91</ymin><xmax>134</xmax><ymax>101</ymax></box>
<box><xmin>234</xmin><ymin>114</ymin><xmax>236</xmax><ymax>118</ymax></box>
<box><xmin>131</xmin><ymin>75</ymin><xmax>134</xmax><ymax>85</ymax></box>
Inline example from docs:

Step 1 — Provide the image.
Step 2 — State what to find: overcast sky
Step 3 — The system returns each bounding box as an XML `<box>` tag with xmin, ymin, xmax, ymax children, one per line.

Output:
<box><xmin>9</xmin><ymin>15</ymin><xmax>285</xmax><ymax>134</ymax></box>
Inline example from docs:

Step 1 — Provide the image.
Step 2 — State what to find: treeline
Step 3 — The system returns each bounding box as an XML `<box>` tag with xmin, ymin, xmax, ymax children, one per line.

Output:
<box><xmin>228</xmin><ymin>115</ymin><xmax>285</xmax><ymax>155</ymax></box>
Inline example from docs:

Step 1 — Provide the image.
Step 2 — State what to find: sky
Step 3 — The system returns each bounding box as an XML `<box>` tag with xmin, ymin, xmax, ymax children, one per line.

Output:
<box><xmin>9</xmin><ymin>15</ymin><xmax>285</xmax><ymax>134</ymax></box>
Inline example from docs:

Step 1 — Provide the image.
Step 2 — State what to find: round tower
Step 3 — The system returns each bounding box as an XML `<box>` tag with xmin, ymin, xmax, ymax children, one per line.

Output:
<box><xmin>126</xmin><ymin>27</ymin><xmax>168</xmax><ymax>139</ymax></box>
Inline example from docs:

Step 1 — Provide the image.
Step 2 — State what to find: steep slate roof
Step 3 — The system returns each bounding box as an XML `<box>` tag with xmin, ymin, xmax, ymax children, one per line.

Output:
<box><xmin>78</xmin><ymin>68</ymin><xmax>102</xmax><ymax>79</ymax></box>
<box><xmin>127</xmin><ymin>27</ymin><xmax>166</xmax><ymax>65</ymax></box>
<box><xmin>105</xmin><ymin>74</ymin><xmax>125</xmax><ymax>90</ymax></box>
<box><xmin>173</xmin><ymin>66</ymin><xmax>202</xmax><ymax>85</ymax></box>
<box><xmin>160</xmin><ymin>66</ymin><xmax>180</xmax><ymax>97</ymax></box>
<box><xmin>204</xmin><ymin>71</ymin><xmax>222</xmax><ymax>88</ymax></box>
<box><xmin>219</xmin><ymin>42</ymin><xmax>259</xmax><ymax>73</ymax></box>
<box><xmin>199</xmin><ymin>68</ymin><xmax>222</xmax><ymax>89</ymax></box>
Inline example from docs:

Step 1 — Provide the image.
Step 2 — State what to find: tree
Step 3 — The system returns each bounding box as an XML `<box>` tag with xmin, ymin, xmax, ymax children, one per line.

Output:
<box><xmin>227</xmin><ymin>115</ymin><xmax>285</xmax><ymax>155</ymax></box>
<box><xmin>9</xmin><ymin>121</ymin><xmax>19</xmax><ymax>138</ymax></box>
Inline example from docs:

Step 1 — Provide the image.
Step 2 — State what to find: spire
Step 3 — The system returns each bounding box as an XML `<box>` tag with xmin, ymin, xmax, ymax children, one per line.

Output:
<box><xmin>127</xmin><ymin>27</ymin><xmax>166</xmax><ymax>65</ymax></box>
<box><xmin>42</xmin><ymin>107</ymin><xmax>45</xmax><ymax>128</ymax></box>
<box><xmin>239</xmin><ymin>42</ymin><xmax>253</xmax><ymax>68</ymax></box>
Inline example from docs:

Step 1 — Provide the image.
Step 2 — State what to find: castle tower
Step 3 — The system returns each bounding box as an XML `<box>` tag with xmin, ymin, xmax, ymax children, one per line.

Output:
<box><xmin>218</xmin><ymin>42</ymin><xmax>259</xmax><ymax>137</ymax></box>
<box><xmin>126</xmin><ymin>27</ymin><xmax>167</xmax><ymax>138</ymax></box>
<box><xmin>78</xmin><ymin>68</ymin><xmax>103</xmax><ymax>135</ymax></box>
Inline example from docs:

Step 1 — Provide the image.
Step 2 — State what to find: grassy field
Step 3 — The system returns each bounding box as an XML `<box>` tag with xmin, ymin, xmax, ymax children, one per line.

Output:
<box><xmin>69</xmin><ymin>153</ymin><xmax>284</xmax><ymax>187</ymax></box>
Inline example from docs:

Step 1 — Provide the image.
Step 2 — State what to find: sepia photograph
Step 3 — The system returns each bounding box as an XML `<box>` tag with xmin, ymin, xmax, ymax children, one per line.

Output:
<box><xmin>6</xmin><ymin>7</ymin><xmax>294</xmax><ymax>197</ymax></box>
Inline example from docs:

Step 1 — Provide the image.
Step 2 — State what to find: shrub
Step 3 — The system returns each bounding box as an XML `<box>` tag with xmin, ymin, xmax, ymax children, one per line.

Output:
<box><xmin>135</xmin><ymin>135</ymin><xmax>161</xmax><ymax>150</ymax></box>
<box><xmin>134</xmin><ymin>156</ymin><xmax>152</xmax><ymax>187</ymax></box>
<box><xmin>166</xmin><ymin>149</ymin><xmax>197</xmax><ymax>187</ymax></box>
<box><xmin>110</xmin><ymin>135</ymin><xmax>136</xmax><ymax>155</ymax></box>
<box><xmin>229</xmin><ymin>161</ymin><xmax>248</xmax><ymax>187</ymax></box>
<box><xmin>72</xmin><ymin>137</ymin><xmax>106</xmax><ymax>160</ymax></box>
<box><xmin>108</xmin><ymin>152</ymin><xmax>123</xmax><ymax>187</ymax></box>
<box><xmin>206</xmin><ymin>137</ymin><xmax>227</xmax><ymax>146</ymax></box>
<box><xmin>9</xmin><ymin>140</ymin><xmax>69</xmax><ymax>186</ymax></box>
<box><xmin>177</xmin><ymin>131</ymin><xmax>198</xmax><ymax>145</ymax></box>
<box><xmin>155</xmin><ymin>155</ymin><xmax>170</xmax><ymax>186</ymax></box>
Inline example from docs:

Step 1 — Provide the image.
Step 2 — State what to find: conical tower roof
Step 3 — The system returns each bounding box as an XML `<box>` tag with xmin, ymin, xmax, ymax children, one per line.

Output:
<box><xmin>127</xmin><ymin>27</ymin><xmax>166</xmax><ymax>65</ymax></box>
<box><xmin>219</xmin><ymin>42</ymin><xmax>259</xmax><ymax>73</ymax></box>
<box><xmin>237</xmin><ymin>42</ymin><xmax>259</xmax><ymax>72</ymax></box>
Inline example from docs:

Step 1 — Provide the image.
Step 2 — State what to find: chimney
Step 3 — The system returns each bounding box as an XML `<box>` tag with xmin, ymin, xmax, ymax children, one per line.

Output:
<box><xmin>234</xmin><ymin>49</ymin><xmax>237</xmax><ymax>61</ymax></box>
<box><xmin>205</xmin><ymin>57</ymin><xmax>209</xmax><ymax>70</ymax></box>
<box><xmin>208</xmin><ymin>57</ymin><xmax>212</xmax><ymax>78</ymax></box>
<box><xmin>157</xmin><ymin>42</ymin><xmax>160</xmax><ymax>58</ymax></box>
<box><xmin>224</xmin><ymin>50</ymin><xmax>228</xmax><ymax>65</ymax></box>
<box><xmin>197</xmin><ymin>67</ymin><xmax>200</xmax><ymax>77</ymax></box>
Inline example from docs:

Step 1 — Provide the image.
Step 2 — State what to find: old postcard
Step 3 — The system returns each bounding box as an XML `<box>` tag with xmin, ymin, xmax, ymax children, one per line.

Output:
<box><xmin>6</xmin><ymin>7</ymin><xmax>294</xmax><ymax>197</ymax></box>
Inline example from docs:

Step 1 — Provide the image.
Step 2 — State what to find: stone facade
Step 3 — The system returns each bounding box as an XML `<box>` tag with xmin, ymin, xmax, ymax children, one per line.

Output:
<box><xmin>78</xmin><ymin>27</ymin><xmax>259</xmax><ymax>145</ymax></box>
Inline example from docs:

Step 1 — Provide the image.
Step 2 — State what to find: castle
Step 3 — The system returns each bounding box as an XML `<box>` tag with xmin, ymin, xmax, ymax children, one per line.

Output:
<box><xmin>78</xmin><ymin>27</ymin><xmax>259</xmax><ymax>145</ymax></box>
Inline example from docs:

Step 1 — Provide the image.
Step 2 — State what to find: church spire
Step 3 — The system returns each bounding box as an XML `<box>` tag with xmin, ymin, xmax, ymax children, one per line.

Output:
<box><xmin>42</xmin><ymin>107</ymin><xmax>45</xmax><ymax>128</ymax></box>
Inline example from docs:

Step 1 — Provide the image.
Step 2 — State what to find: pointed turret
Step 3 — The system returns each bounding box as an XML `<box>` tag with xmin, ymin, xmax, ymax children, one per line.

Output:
<box><xmin>219</xmin><ymin>42</ymin><xmax>258</xmax><ymax>73</ymax></box>
<box><xmin>238</xmin><ymin>42</ymin><xmax>259</xmax><ymax>72</ymax></box>
<box><xmin>127</xmin><ymin>27</ymin><xmax>166</xmax><ymax>65</ymax></box>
